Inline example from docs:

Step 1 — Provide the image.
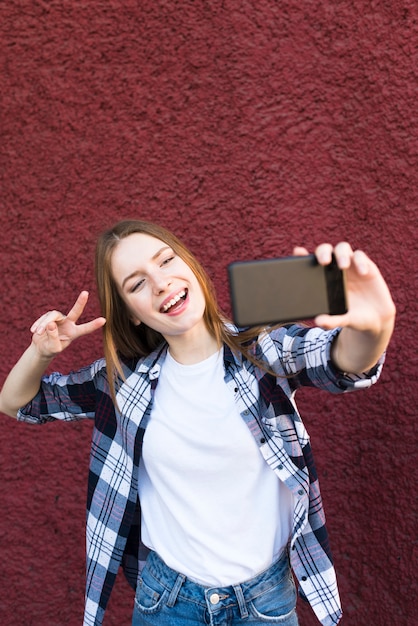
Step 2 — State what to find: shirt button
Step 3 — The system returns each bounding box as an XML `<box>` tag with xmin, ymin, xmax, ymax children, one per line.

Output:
<box><xmin>298</xmin><ymin>489</ymin><xmax>304</xmax><ymax>496</ymax></box>
<box><xmin>210</xmin><ymin>593</ymin><xmax>220</xmax><ymax>605</ymax></box>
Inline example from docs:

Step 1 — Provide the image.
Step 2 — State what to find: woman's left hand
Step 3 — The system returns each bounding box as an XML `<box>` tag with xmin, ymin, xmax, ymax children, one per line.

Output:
<box><xmin>293</xmin><ymin>242</ymin><xmax>396</xmax><ymax>334</ymax></box>
<box><xmin>293</xmin><ymin>242</ymin><xmax>396</xmax><ymax>373</ymax></box>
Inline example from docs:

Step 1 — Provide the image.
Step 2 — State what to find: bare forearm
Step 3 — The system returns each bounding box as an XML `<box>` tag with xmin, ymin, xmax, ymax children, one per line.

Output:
<box><xmin>331</xmin><ymin>316</ymin><xmax>395</xmax><ymax>375</ymax></box>
<box><xmin>0</xmin><ymin>343</ymin><xmax>53</xmax><ymax>417</ymax></box>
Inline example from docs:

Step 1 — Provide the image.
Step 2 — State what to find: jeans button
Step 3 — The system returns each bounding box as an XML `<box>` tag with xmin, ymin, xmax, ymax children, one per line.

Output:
<box><xmin>210</xmin><ymin>593</ymin><xmax>220</xmax><ymax>604</ymax></box>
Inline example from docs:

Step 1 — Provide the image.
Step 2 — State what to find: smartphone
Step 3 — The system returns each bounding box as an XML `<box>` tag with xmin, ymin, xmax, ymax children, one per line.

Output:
<box><xmin>228</xmin><ymin>254</ymin><xmax>347</xmax><ymax>326</ymax></box>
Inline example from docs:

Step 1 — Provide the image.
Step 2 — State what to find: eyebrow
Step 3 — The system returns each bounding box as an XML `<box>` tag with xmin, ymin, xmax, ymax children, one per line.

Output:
<box><xmin>121</xmin><ymin>246</ymin><xmax>172</xmax><ymax>289</ymax></box>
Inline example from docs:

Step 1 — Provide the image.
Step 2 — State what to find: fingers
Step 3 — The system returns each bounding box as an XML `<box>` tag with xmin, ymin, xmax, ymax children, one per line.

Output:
<box><xmin>314</xmin><ymin>243</ymin><xmax>334</xmax><ymax>265</ymax></box>
<box><xmin>76</xmin><ymin>316</ymin><xmax>106</xmax><ymax>337</ymax></box>
<box><xmin>66</xmin><ymin>291</ymin><xmax>106</xmax><ymax>337</ymax></box>
<box><xmin>66</xmin><ymin>290</ymin><xmax>90</xmax><ymax>323</ymax></box>
<box><xmin>332</xmin><ymin>242</ymin><xmax>354</xmax><ymax>269</ymax></box>
<box><xmin>30</xmin><ymin>291</ymin><xmax>105</xmax><ymax>339</ymax></box>
<box><xmin>30</xmin><ymin>318</ymin><xmax>67</xmax><ymax>359</ymax></box>
<box><xmin>314</xmin><ymin>242</ymin><xmax>372</xmax><ymax>274</ymax></box>
<box><xmin>295</xmin><ymin>243</ymin><xmax>366</xmax><ymax>269</ymax></box>
<box><xmin>296</xmin><ymin>241</ymin><xmax>375</xmax><ymax>279</ymax></box>
<box><xmin>29</xmin><ymin>290</ymin><xmax>88</xmax><ymax>334</ymax></box>
<box><xmin>293</xmin><ymin>246</ymin><xmax>309</xmax><ymax>256</ymax></box>
<box><xmin>351</xmin><ymin>249</ymin><xmax>372</xmax><ymax>276</ymax></box>
<box><xmin>293</xmin><ymin>243</ymin><xmax>369</xmax><ymax>277</ymax></box>
<box><xmin>31</xmin><ymin>311</ymin><xmax>66</xmax><ymax>335</ymax></box>
<box><xmin>314</xmin><ymin>242</ymin><xmax>347</xmax><ymax>266</ymax></box>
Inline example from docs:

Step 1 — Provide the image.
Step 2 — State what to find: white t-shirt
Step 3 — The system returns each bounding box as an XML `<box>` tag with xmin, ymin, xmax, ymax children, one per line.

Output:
<box><xmin>138</xmin><ymin>348</ymin><xmax>294</xmax><ymax>586</ymax></box>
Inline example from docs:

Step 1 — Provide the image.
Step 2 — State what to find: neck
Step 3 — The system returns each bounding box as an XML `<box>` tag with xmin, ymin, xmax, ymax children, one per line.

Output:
<box><xmin>167</xmin><ymin>331</ymin><xmax>220</xmax><ymax>365</ymax></box>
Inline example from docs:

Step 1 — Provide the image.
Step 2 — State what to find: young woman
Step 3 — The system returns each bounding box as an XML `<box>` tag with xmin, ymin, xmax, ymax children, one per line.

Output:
<box><xmin>0</xmin><ymin>220</ymin><xmax>395</xmax><ymax>626</ymax></box>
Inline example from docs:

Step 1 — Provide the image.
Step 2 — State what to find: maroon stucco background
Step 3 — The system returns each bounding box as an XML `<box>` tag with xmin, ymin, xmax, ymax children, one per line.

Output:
<box><xmin>1</xmin><ymin>2</ymin><xmax>416</xmax><ymax>625</ymax></box>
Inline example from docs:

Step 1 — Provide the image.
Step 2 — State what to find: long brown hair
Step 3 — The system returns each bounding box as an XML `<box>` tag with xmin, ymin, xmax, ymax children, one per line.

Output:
<box><xmin>95</xmin><ymin>219</ymin><xmax>262</xmax><ymax>401</ymax></box>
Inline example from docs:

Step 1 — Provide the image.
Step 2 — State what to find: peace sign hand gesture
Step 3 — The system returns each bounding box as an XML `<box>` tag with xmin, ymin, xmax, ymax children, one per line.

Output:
<box><xmin>30</xmin><ymin>291</ymin><xmax>106</xmax><ymax>359</ymax></box>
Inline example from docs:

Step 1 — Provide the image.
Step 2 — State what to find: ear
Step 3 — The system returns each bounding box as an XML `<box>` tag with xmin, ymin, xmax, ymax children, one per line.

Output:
<box><xmin>130</xmin><ymin>316</ymin><xmax>141</xmax><ymax>326</ymax></box>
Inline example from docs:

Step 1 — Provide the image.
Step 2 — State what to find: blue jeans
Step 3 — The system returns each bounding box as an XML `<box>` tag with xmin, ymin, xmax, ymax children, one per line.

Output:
<box><xmin>132</xmin><ymin>549</ymin><xmax>299</xmax><ymax>626</ymax></box>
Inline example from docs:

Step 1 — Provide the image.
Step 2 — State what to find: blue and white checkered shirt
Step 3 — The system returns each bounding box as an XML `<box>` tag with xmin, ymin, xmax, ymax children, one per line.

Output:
<box><xmin>18</xmin><ymin>324</ymin><xmax>384</xmax><ymax>626</ymax></box>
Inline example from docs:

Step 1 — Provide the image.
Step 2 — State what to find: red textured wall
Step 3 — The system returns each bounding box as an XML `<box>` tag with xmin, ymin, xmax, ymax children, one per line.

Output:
<box><xmin>1</xmin><ymin>2</ymin><xmax>416</xmax><ymax>625</ymax></box>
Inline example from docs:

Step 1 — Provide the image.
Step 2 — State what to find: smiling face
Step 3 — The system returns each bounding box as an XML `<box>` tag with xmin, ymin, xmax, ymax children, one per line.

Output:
<box><xmin>111</xmin><ymin>232</ymin><xmax>210</xmax><ymax>349</ymax></box>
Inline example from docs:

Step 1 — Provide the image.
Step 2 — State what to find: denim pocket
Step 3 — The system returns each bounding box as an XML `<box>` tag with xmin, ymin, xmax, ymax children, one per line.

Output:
<box><xmin>134</xmin><ymin>570</ymin><xmax>167</xmax><ymax>615</ymax></box>
<box><xmin>248</xmin><ymin>573</ymin><xmax>297</xmax><ymax>623</ymax></box>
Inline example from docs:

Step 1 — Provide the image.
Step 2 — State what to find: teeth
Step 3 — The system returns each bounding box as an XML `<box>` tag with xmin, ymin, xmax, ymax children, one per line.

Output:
<box><xmin>162</xmin><ymin>290</ymin><xmax>186</xmax><ymax>312</ymax></box>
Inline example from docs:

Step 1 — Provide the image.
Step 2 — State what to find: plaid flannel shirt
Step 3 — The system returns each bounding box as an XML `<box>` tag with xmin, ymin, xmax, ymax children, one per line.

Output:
<box><xmin>18</xmin><ymin>324</ymin><xmax>384</xmax><ymax>626</ymax></box>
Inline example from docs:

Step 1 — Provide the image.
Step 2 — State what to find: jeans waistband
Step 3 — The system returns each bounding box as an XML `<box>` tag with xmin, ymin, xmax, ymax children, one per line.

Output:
<box><xmin>143</xmin><ymin>547</ymin><xmax>291</xmax><ymax>613</ymax></box>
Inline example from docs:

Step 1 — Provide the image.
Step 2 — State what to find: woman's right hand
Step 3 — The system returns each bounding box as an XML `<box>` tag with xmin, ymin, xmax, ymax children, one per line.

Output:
<box><xmin>0</xmin><ymin>292</ymin><xmax>106</xmax><ymax>418</ymax></box>
<box><xmin>30</xmin><ymin>291</ymin><xmax>106</xmax><ymax>359</ymax></box>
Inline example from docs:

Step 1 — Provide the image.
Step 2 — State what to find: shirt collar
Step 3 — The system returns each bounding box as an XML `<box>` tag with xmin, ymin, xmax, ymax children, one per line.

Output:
<box><xmin>137</xmin><ymin>343</ymin><xmax>168</xmax><ymax>379</ymax></box>
<box><xmin>135</xmin><ymin>332</ymin><xmax>247</xmax><ymax>379</ymax></box>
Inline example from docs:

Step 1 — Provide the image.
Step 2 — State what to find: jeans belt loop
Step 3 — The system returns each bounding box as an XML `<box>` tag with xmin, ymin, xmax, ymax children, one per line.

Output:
<box><xmin>166</xmin><ymin>573</ymin><xmax>186</xmax><ymax>608</ymax></box>
<box><xmin>233</xmin><ymin>584</ymin><xmax>249</xmax><ymax>618</ymax></box>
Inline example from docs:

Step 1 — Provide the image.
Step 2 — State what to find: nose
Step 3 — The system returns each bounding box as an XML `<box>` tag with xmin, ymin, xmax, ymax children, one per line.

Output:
<box><xmin>151</xmin><ymin>270</ymin><xmax>171</xmax><ymax>294</ymax></box>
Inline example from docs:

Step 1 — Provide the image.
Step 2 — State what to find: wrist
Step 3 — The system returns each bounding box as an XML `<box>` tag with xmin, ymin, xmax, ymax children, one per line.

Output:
<box><xmin>28</xmin><ymin>341</ymin><xmax>56</xmax><ymax>365</ymax></box>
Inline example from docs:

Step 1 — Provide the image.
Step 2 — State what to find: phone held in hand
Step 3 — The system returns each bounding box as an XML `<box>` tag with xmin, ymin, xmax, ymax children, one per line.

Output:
<box><xmin>228</xmin><ymin>254</ymin><xmax>347</xmax><ymax>327</ymax></box>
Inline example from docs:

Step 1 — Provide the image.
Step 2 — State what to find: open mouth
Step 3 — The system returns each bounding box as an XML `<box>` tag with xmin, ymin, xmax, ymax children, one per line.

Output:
<box><xmin>160</xmin><ymin>289</ymin><xmax>188</xmax><ymax>313</ymax></box>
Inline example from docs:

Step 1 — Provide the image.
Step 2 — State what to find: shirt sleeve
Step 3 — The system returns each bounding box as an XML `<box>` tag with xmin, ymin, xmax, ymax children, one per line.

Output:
<box><xmin>262</xmin><ymin>325</ymin><xmax>385</xmax><ymax>394</ymax></box>
<box><xmin>17</xmin><ymin>358</ymin><xmax>107</xmax><ymax>424</ymax></box>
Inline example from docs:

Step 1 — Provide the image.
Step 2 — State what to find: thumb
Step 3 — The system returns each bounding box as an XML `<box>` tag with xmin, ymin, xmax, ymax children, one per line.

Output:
<box><xmin>34</xmin><ymin>320</ymin><xmax>61</xmax><ymax>337</ymax></box>
<box><xmin>45</xmin><ymin>320</ymin><xmax>68</xmax><ymax>341</ymax></box>
<box><xmin>314</xmin><ymin>313</ymin><xmax>348</xmax><ymax>330</ymax></box>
